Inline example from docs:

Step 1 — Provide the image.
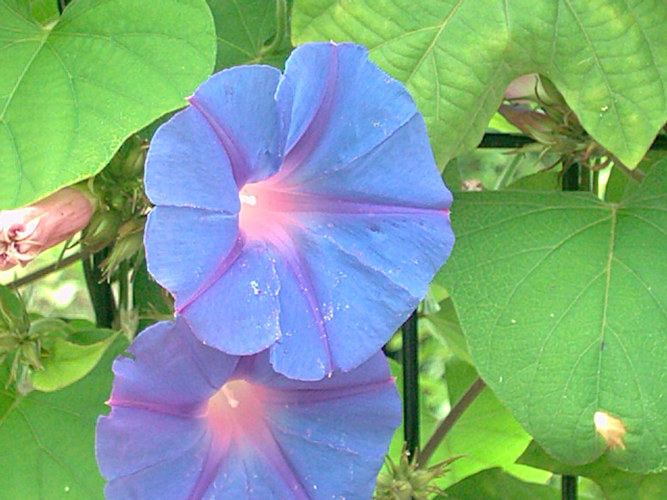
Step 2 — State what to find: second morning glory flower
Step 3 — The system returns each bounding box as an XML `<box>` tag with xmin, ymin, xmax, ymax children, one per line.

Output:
<box><xmin>145</xmin><ymin>42</ymin><xmax>453</xmax><ymax>380</ymax></box>
<box><xmin>96</xmin><ymin>318</ymin><xmax>401</xmax><ymax>499</ymax></box>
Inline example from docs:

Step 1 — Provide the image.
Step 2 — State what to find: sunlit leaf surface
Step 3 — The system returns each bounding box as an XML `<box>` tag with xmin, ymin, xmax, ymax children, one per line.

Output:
<box><xmin>293</xmin><ymin>0</ymin><xmax>667</xmax><ymax>167</ymax></box>
<box><xmin>0</xmin><ymin>336</ymin><xmax>127</xmax><ymax>499</ymax></box>
<box><xmin>0</xmin><ymin>0</ymin><xmax>215</xmax><ymax>209</ymax></box>
<box><xmin>438</xmin><ymin>163</ymin><xmax>667</xmax><ymax>472</ymax></box>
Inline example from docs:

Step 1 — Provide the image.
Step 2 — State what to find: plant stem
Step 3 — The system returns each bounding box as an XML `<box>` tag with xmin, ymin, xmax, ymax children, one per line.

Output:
<box><xmin>402</xmin><ymin>311</ymin><xmax>420</xmax><ymax>458</ymax></box>
<box><xmin>5</xmin><ymin>250</ymin><xmax>88</xmax><ymax>289</ymax></box>
<box><xmin>82</xmin><ymin>248</ymin><xmax>115</xmax><ymax>328</ymax></box>
<box><xmin>493</xmin><ymin>153</ymin><xmax>522</xmax><ymax>190</ymax></box>
<box><xmin>562</xmin><ymin>475</ymin><xmax>577</xmax><ymax>500</ymax></box>
<box><xmin>418</xmin><ymin>376</ymin><xmax>486</xmax><ymax>466</ymax></box>
<box><xmin>57</xmin><ymin>0</ymin><xmax>71</xmax><ymax>14</ymax></box>
<box><xmin>561</xmin><ymin>162</ymin><xmax>581</xmax><ymax>499</ymax></box>
<box><xmin>611</xmin><ymin>156</ymin><xmax>645</xmax><ymax>183</ymax></box>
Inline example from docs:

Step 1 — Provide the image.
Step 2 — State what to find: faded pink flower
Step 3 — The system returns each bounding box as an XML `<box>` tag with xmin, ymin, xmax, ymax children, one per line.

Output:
<box><xmin>0</xmin><ymin>188</ymin><xmax>94</xmax><ymax>270</ymax></box>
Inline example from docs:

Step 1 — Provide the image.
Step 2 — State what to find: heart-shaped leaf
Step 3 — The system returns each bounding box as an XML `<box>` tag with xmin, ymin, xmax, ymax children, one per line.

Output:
<box><xmin>0</xmin><ymin>335</ymin><xmax>127</xmax><ymax>499</ymax></box>
<box><xmin>443</xmin><ymin>468</ymin><xmax>559</xmax><ymax>500</ymax></box>
<box><xmin>31</xmin><ymin>330</ymin><xmax>119</xmax><ymax>392</ymax></box>
<box><xmin>292</xmin><ymin>0</ymin><xmax>667</xmax><ymax>167</ymax></box>
<box><xmin>0</xmin><ymin>0</ymin><xmax>215</xmax><ymax>209</ymax></box>
<box><xmin>438</xmin><ymin>163</ymin><xmax>667</xmax><ymax>472</ymax></box>
<box><xmin>208</xmin><ymin>0</ymin><xmax>292</xmax><ymax>70</ymax></box>
<box><xmin>387</xmin><ymin>357</ymin><xmax>532</xmax><ymax>489</ymax></box>
<box><xmin>519</xmin><ymin>440</ymin><xmax>667</xmax><ymax>500</ymax></box>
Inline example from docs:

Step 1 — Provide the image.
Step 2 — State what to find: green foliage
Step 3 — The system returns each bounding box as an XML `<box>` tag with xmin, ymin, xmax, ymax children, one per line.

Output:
<box><xmin>292</xmin><ymin>0</ymin><xmax>667</xmax><ymax>167</ymax></box>
<box><xmin>441</xmin><ymin>467</ymin><xmax>560</xmax><ymax>500</ymax></box>
<box><xmin>0</xmin><ymin>0</ymin><xmax>216</xmax><ymax>209</ymax></box>
<box><xmin>0</xmin><ymin>334</ymin><xmax>127</xmax><ymax>499</ymax></box>
<box><xmin>432</xmin><ymin>359</ymin><xmax>532</xmax><ymax>488</ymax></box>
<box><xmin>519</xmin><ymin>441</ymin><xmax>667</xmax><ymax>500</ymax></box>
<box><xmin>421</xmin><ymin>298</ymin><xmax>472</xmax><ymax>365</ymax></box>
<box><xmin>31</xmin><ymin>327</ymin><xmax>119</xmax><ymax>391</ymax></box>
<box><xmin>208</xmin><ymin>0</ymin><xmax>292</xmax><ymax>70</ymax></box>
<box><xmin>438</xmin><ymin>163</ymin><xmax>667</xmax><ymax>472</ymax></box>
<box><xmin>1</xmin><ymin>0</ymin><xmax>665</xmax><ymax>496</ymax></box>
<box><xmin>387</xmin><ymin>356</ymin><xmax>533</xmax><ymax>490</ymax></box>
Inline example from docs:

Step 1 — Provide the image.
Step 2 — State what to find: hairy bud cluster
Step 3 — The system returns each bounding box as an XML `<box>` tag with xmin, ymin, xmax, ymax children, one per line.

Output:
<box><xmin>499</xmin><ymin>74</ymin><xmax>611</xmax><ymax>171</ymax></box>
<box><xmin>374</xmin><ymin>445</ymin><xmax>460</xmax><ymax>500</ymax></box>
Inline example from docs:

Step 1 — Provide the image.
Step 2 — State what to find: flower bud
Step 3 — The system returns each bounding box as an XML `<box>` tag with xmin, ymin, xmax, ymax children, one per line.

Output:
<box><xmin>82</xmin><ymin>210</ymin><xmax>123</xmax><ymax>253</ymax></box>
<box><xmin>0</xmin><ymin>188</ymin><xmax>95</xmax><ymax>270</ymax></box>
<box><xmin>101</xmin><ymin>219</ymin><xmax>145</xmax><ymax>278</ymax></box>
<box><xmin>504</xmin><ymin>73</ymin><xmax>540</xmax><ymax>102</ymax></box>
<box><xmin>374</xmin><ymin>446</ymin><xmax>460</xmax><ymax>500</ymax></box>
<box><xmin>498</xmin><ymin>104</ymin><xmax>557</xmax><ymax>145</ymax></box>
<box><xmin>107</xmin><ymin>135</ymin><xmax>148</xmax><ymax>180</ymax></box>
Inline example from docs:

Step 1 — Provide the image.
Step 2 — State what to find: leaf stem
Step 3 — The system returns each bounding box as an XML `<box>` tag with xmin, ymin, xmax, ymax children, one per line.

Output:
<box><xmin>611</xmin><ymin>156</ymin><xmax>645</xmax><ymax>183</ymax></box>
<box><xmin>5</xmin><ymin>250</ymin><xmax>88</xmax><ymax>289</ymax></box>
<box><xmin>418</xmin><ymin>376</ymin><xmax>486</xmax><ymax>466</ymax></box>
<box><xmin>259</xmin><ymin>0</ymin><xmax>288</xmax><ymax>57</ymax></box>
<box><xmin>493</xmin><ymin>153</ymin><xmax>522</xmax><ymax>190</ymax></box>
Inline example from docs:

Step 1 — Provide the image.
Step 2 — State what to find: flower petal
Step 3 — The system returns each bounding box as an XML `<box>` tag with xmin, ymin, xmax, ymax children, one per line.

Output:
<box><xmin>240</xmin><ymin>351</ymin><xmax>401</xmax><ymax>499</ymax></box>
<box><xmin>187</xmin><ymin>65</ymin><xmax>285</xmax><ymax>186</ymax></box>
<box><xmin>243</xmin><ymin>347</ymin><xmax>393</xmax><ymax>389</ymax></box>
<box><xmin>144</xmin><ymin>206</ymin><xmax>239</xmax><ymax>305</ymax></box>
<box><xmin>143</xmin><ymin>41</ymin><xmax>454</xmax><ymax>378</ymax></box>
<box><xmin>274</xmin><ymin>42</ymin><xmax>447</xmax><ymax>211</ymax></box>
<box><xmin>283</xmin><ymin>113</ymin><xmax>452</xmax><ymax>209</ymax></box>
<box><xmin>181</xmin><ymin>240</ymin><xmax>282</xmax><ymax>355</ymax></box>
<box><xmin>269</xmin><ymin>255</ymin><xmax>332</xmax><ymax>381</ymax></box>
<box><xmin>299</xmin><ymin>211</ymin><xmax>453</xmax><ymax>300</ymax></box>
<box><xmin>283</xmin><ymin>226</ymin><xmax>418</xmax><ymax>371</ymax></box>
<box><xmin>144</xmin><ymin>106</ymin><xmax>240</xmax><ymax>213</ymax></box>
<box><xmin>97</xmin><ymin>407</ymin><xmax>208</xmax><ymax>482</ymax></box>
<box><xmin>97</xmin><ymin>322</ymin><xmax>401</xmax><ymax>499</ymax></box>
<box><xmin>107</xmin><ymin>319</ymin><xmax>237</xmax><ymax>413</ymax></box>
<box><xmin>202</xmin><ymin>440</ymin><xmax>312</xmax><ymax>499</ymax></box>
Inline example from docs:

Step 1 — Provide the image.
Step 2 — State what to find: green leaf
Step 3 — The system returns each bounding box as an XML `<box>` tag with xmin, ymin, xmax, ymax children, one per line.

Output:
<box><xmin>0</xmin><ymin>0</ymin><xmax>216</xmax><ymax>209</ymax></box>
<box><xmin>292</xmin><ymin>0</ymin><xmax>667</xmax><ymax>167</ymax></box>
<box><xmin>438</xmin><ymin>162</ymin><xmax>667</xmax><ymax>472</ymax></box>
<box><xmin>386</xmin><ymin>356</ymin><xmax>533</xmax><ymax>490</ymax></box>
<box><xmin>443</xmin><ymin>149</ymin><xmax>561</xmax><ymax>192</ymax></box>
<box><xmin>208</xmin><ymin>0</ymin><xmax>291</xmax><ymax>70</ymax></box>
<box><xmin>604</xmin><ymin>151</ymin><xmax>663</xmax><ymax>203</ymax></box>
<box><xmin>133</xmin><ymin>259</ymin><xmax>173</xmax><ymax>331</ymax></box>
<box><xmin>519</xmin><ymin>441</ymin><xmax>667</xmax><ymax>500</ymax></box>
<box><xmin>429</xmin><ymin>359</ymin><xmax>532</xmax><ymax>488</ymax></box>
<box><xmin>0</xmin><ymin>335</ymin><xmax>127</xmax><ymax>499</ymax></box>
<box><xmin>421</xmin><ymin>298</ymin><xmax>473</xmax><ymax>365</ymax></box>
<box><xmin>30</xmin><ymin>330</ymin><xmax>119</xmax><ymax>391</ymax></box>
<box><xmin>28</xmin><ymin>0</ymin><xmax>58</xmax><ymax>25</ymax></box>
<box><xmin>441</xmin><ymin>468</ymin><xmax>559</xmax><ymax>500</ymax></box>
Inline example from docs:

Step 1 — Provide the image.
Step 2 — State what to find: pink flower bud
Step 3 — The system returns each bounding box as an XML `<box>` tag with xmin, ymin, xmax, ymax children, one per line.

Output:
<box><xmin>498</xmin><ymin>104</ymin><xmax>557</xmax><ymax>144</ymax></box>
<box><xmin>504</xmin><ymin>73</ymin><xmax>540</xmax><ymax>101</ymax></box>
<box><xmin>0</xmin><ymin>188</ymin><xmax>94</xmax><ymax>270</ymax></box>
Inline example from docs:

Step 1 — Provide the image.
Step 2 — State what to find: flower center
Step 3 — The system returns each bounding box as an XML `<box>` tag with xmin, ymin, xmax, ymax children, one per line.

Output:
<box><xmin>238</xmin><ymin>183</ymin><xmax>296</xmax><ymax>240</ymax></box>
<box><xmin>206</xmin><ymin>379</ymin><xmax>268</xmax><ymax>441</ymax></box>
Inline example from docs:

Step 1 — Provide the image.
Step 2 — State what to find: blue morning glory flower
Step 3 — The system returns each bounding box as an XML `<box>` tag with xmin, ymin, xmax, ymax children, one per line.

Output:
<box><xmin>144</xmin><ymin>42</ymin><xmax>453</xmax><ymax>380</ymax></box>
<box><xmin>96</xmin><ymin>318</ymin><xmax>401</xmax><ymax>499</ymax></box>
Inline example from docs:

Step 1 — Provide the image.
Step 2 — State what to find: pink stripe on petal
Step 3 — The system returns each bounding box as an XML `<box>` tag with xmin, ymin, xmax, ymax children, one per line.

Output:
<box><xmin>279</xmin><ymin>44</ymin><xmax>339</xmax><ymax>178</ymax></box>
